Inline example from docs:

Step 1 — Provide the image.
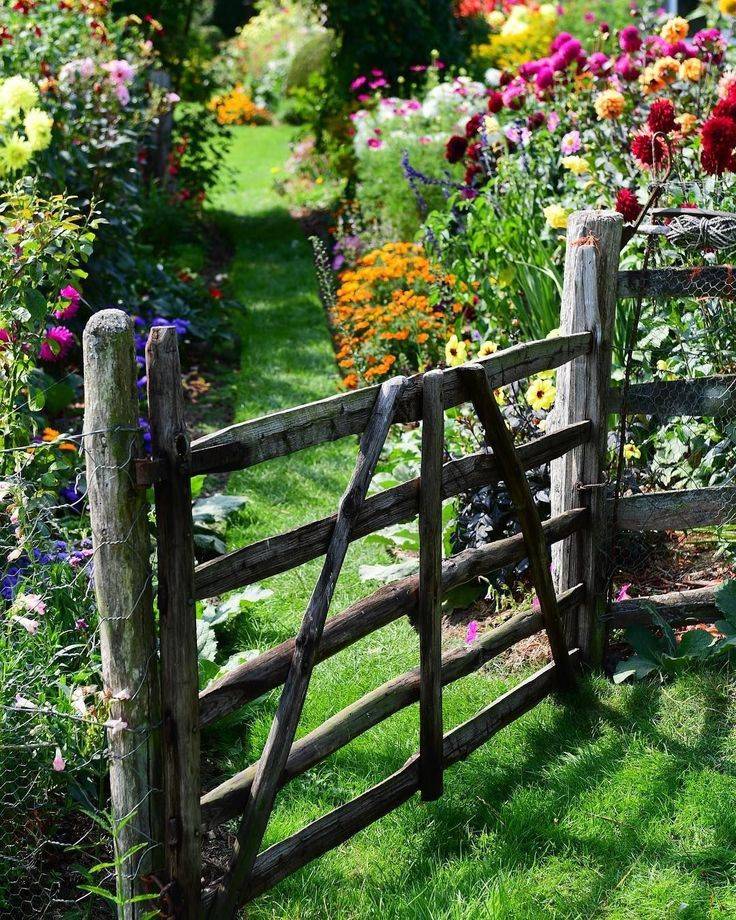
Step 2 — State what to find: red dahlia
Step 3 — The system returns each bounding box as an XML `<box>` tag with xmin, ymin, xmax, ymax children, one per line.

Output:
<box><xmin>712</xmin><ymin>89</ymin><xmax>736</xmax><ymax>122</ymax></box>
<box><xmin>630</xmin><ymin>132</ymin><xmax>668</xmax><ymax>170</ymax></box>
<box><xmin>445</xmin><ymin>134</ymin><xmax>468</xmax><ymax>164</ymax></box>
<box><xmin>701</xmin><ymin>115</ymin><xmax>736</xmax><ymax>175</ymax></box>
<box><xmin>465</xmin><ymin>113</ymin><xmax>484</xmax><ymax>138</ymax></box>
<box><xmin>615</xmin><ymin>188</ymin><xmax>642</xmax><ymax>224</ymax></box>
<box><xmin>487</xmin><ymin>91</ymin><xmax>504</xmax><ymax>113</ymax></box>
<box><xmin>647</xmin><ymin>99</ymin><xmax>676</xmax><ymax>134</ymax></box>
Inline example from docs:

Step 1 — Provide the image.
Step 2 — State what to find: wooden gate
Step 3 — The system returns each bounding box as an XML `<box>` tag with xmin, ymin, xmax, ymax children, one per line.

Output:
<box><xmin>84</xmin><ymin>208</ymin><xmax>736</xmax><ymax>917</ymax></box>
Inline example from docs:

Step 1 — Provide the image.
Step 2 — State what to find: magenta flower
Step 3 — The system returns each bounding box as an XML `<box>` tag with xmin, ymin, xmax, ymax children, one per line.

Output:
<box><xmin>547</xmin><ymin>112</ymin><xmax>560</xmax><ymax>131</ymax></box>
<box><xmin>40</xmin><ymin>326</ymin><xmax>75</xmax><ymax>363</ymax></box>
<box><xmin>367</xmin><ymin>137</ymin><xmax>384</xmax><ymax>149</ymax></box>
<box><xmin>616</xmin><ymin>584</ymin><xmax>632</xmax><ymax>602</ymax></box>
<box><xmin>619</xmin><ymin>25</ymin><xmax>642</xmax><ymax>53</ymax></box>
<box><xmin>466</xmin><ymin>620</ymin><xmax>479</xmax><ymax>644</ymax></box>
<box><xmin>54</xmin><ymin>285</ymin><xmax>81</xmax><ymax>320</ymax></box>
<box><xmin>532</xmin><ymin>595</ymin><xmax>541</xmax><ymax>611</ymax></box>
<box><xmin>350</xmin><ymin>75</ymin><xmax>367</xmax><ymax>91</ymax></box>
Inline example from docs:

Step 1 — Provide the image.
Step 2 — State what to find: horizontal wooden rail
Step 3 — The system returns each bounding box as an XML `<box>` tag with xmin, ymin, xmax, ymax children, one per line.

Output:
<box><xmin>608</xmin><ymin>375</ymin><xmax>736</xmax><ymax>419</ymax></box>
<box><xmin>618</xmin><ymin>266</ymin><xmax>736</xmax><ymax>301</ymax></box>
<box><xmin>199</xmin><ymin>507</ymin><xmax>588</xmax><ymax>726</ymax></box>
<box><xmin>201</xmin><ymin>583</ymin><xmax>585</xmax><ymax>829</ymax></box>
<box><xmin>194</xmin><ymin>421</ymin><xmax>592</xmax><ymax>600</ymax></box>
<box><xmin>609</xmin><ymin>586</ymin><xmax>720</xmax><ymax>626</ymax></box>
<box><xmin>612</xmin><ymin>487</ymin><xmax>736</xmax><ymax>531</ymax></box>
<box><xmin>189</xmin><ymin>333</ymin><xmax>593</xmax><ymax>475</ymax></box>
<box><xmin>209</xmin><ymin>650</ymin><xmax>579</xmax><ymax>907</ymax></box>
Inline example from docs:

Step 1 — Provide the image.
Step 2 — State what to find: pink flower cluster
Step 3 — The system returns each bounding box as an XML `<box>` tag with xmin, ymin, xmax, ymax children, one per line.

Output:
<box><xmin>101</xmin><ymin>59</ymin><xmax>136</xmax><ymax>106</ymax></box>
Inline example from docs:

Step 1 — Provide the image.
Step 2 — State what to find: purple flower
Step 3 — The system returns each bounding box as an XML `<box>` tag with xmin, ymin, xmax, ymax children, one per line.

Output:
<box><xmin>465</xmin><ymin>621</ymin><xmax>479</xmax><ymax>644</ymax></box>
<box><xmin>619</xmin><ymin>25</ymin><xmax>642</xmax><ymax>53</ymax></box>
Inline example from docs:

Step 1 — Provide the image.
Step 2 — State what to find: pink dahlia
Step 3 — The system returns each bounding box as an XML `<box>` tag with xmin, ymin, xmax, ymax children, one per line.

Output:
<box><xmin>54</xmin><ymin>285</ymin><xmax>81</xmax><ymax>320</ymax></box>
<box><xmin>619</xmin><ymin>25</ymin><xmax>642</xmax><ymax>53</ymax></box>
<box><xmin>40</xmin><ymin>326</ymin><xmax>75</xmax><ymax>363</ymax></box>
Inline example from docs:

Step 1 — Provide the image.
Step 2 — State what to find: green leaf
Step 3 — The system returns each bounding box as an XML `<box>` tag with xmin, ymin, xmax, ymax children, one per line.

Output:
<box><xmin>192</xmin><ymin>493</ymin><xmax>248</xmax><ymax>524</ymax></box>
<box><xmin>190</xmin><ymin>475</ymin><xmax>207</xmax><ymax>500</ymax></box>
<box><xmin>715</xmin><ymin>580</ymin><xmax>736</xmax><ymax>623</ymax></box>
<box><xmin>678</xmin><ymin>629</ymin><xmax>716</xmax><ymax>658</ymax></box>
<box><xmin>613</xmin><ymin>656</ymin><xmax>657</xmax><ymax>684</ymax></box>
<box><xmin>359</xmin><ymin>559</ymin><xmax>419</xmax><ymax>583</ymax></box>
<box><xmin>442</xmin><ymin>580</ymin><xmax>485</xmax><ymax>615</ymax></box>
<box><xmin>624</xmin><ymin>624</ymin><xmax>664</xmax><ymax>663</ymax></box>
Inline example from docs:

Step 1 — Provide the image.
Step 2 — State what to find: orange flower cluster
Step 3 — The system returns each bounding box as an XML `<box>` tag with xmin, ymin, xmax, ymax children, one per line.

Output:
<box><xmin>331</xmin><ymin>242</ymin><xmax>458</xmax><ymax>388</ymax></box>
<box><xmin>208</xmin><ymin>85</ymin><xmax>271</xmax><ymax>126</ymax></box>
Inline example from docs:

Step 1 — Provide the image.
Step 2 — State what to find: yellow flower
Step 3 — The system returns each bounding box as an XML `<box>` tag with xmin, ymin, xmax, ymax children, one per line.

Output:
<box><xmin>561</xmin><ymin>155</ymin><xmax>590</xmax><ymax>175</ymax></box>
<box><xmin>543</xmin><ymin>204</ymin><xmax>569</xmax><ymax>230</ymax></box>
<box><xmin>1</xmin><ymin>133</ymin><xmax>32</xmax><ymax>172</ymax></box>
<box><xmin>539</xmin><ymin>3</ymin><xmax>558</xmax><ymax>23</ymax></box>
<box><xmin>24</xmin><ymin>108</ymin><xmax>53</xmax><ymax>151</ymax></box>
<box><xmin>478</xmin><ymin>340</ymin><xmax>499</xmax><ymax>358</ymax></box>
<box><xmin>652</xmin><ymin>56</ymin><xmax>680</xmax><ymax>84</ymax></box>
<box><xmin>676</xmin><ymin>113</ymin><xmax>698</xmax><ymax>135</ymax></box>
<box><xmin>494</xmin><ymin>387</ymin><xmax>507</xmax><ymax>406</ymax></box>
<box><xmin>661</xmin><ymin>17</ymin><xmax>689</xmax><ymax>44</ymax></box>
<box><xmin>315</xmin><ymin>176</ymin><xmax>324</xmax><ymax>185</ymax></box>
<box><xmin>0</xmin><ymin>76</ymin><xmax>38</xmax><ymax>118</ymax></box>
<box><xmin>487</xmin><ymin>10</ymin><xmax>505</xmax><ymax>29</ymax></box>
<box><xmin>445</xmin><ymin>334</ymin><xmax>468</xmax><ymax>367</ymax></box>
<box><xmin>679</xmin><ymin>58</ymin><xmax>703</xmax><ymax>82</ymax></box>
<box><xmin>526</xmin><ymin>378</ymin><xmax>556</xmax><ymax>412</ymax></box>
<box><xmin>594</xmin><ymin>89</ymin><xmax>625</xmax><ymax>120</ymax></box>
<box><xmin>483</xmin><ymin>114</ymin><xmax>500</xmax><ymax>134</ymax></box>
<box><xmin>719</xmin><ymin>0</ymin><xmax>736</xmax><ymax>14</ymax></box>
<box><xmin>623</xmin><ymin>443</ymin><xmax>641</xmax><ymax>461</ymax></box>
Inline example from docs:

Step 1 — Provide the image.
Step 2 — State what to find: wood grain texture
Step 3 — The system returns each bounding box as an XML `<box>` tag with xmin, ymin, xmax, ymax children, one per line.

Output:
<box><xmin>549</xmin><ymin>210</ymin><xmax>623</xmax><ymax>664</ymax></box>
<box><xmin>208</xmin><ymin>377</ymin><xmax>407</xmax><ymax>920</ymax></box>
<box><xmin>618</xmin><ymin>266</ymin><xmax>736</xmax><ymax>301</ymax></box>
<box><xmin>200</xmin><ymin>584</ymin><xmax>585</xmax><ymax>829</ymax></box>
<box><xmin>146</xmin><ymin>326</ymin><xmax>201</xmax><ymax>918</ymax></box>
<box><xmin>418</xmin><ymin>370</ymin><xmax>444</xmax><ymax>801</ymax></box>
<box><xmin>198</xmin><ymin>508</ymin><xmax>588</xmax><ymax>727</ymax></box>
<box><xmin>194</xmin><ymin>421</ymin><xmax>591</xmax><ymax>600</ymax></box>
<box><xmin>83</xmin><ymin>310</ymin><xmax>162</xmax><ymax>918</ymax></box>
<box><xmin>461</xmin><ymin>364</ymin><xmax>576</xmax><ymax>691</ymax></box>
<box><xmin>609</xmin><ymin>586</ymin><xmax>720</xmax><ymax>626</ymax></box>
<box><xmin>608</xmin><ymin>375</ymin><xmax>736</xmax><ymax>419</ymax></box>
<box><xmin>190</xmin><ymin>333</ymin><xmax>592</xmax><ymax>475</ymax></box>
<box><xmin>210</xmin><ymin>650</ymin><xmax>580</xmax><ymax>907</ymax></box>
<box><xmin>611</xmin><ymin>488</ymin><xmax>736</xmax><ymax>531</ymax></box>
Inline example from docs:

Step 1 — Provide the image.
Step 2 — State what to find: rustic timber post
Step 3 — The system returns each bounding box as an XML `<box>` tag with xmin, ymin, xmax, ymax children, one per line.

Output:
<box><xmin>418</xmin><ymin>369</ymin><xmax>444</xmax><ymax>801</ymax></box>
<box><xmin>146</xmin><ymin>327</ymin><xmax>201</xmax><ymax>917</ymax></box>
<box><xmin>460</xmin><ymin>364</ymin><xmax>577</xmax><ymax>691</ymax></box>
<box><xmin>550</xmin><ymin>210</ymin><xmax>623</xmax><ymax>666</ymax></box>
<box><xmin>83</xmin><ymin>310</ymin><xmax>163</xmax><ymax>919</ymax></box>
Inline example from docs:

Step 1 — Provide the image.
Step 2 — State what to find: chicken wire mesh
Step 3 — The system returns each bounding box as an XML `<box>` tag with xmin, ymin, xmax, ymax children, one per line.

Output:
<box><xmin>601</xmin><ymin>199</ymin><xmax>736</xmax><ymax>645</ymax></box>
<box><xmin>0</xmin><ymin>427</ymin><xmax>160</xmax><ymax>918</ymax></box>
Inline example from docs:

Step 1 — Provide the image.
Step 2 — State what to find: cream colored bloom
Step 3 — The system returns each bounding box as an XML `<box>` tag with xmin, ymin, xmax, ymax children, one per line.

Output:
<box><xmin>594</xmin><ymin>89</ymin><xmax>625</xmax><ymax>120</ymax></box>
<box><xmin>0</xmin><ymin>76</ymin><xmax>39</xmax><ymax>118</ymax></box>
<box><xmin>561</xmin><ymin>155</ymin><xmax>590</xmax><ymax>175</ymax></box>
<box><xmin>478</xmin><ymin>341</ymin><xmax>498</xmax><ymax>358</ymax></box>
<box><xmin>676</xmin><ymin>113</ymin><xmax>697</xmax><ymax>135</ymax></box>
<box><xmin>543</xmin><ymin>204</ymin><xmax>569</xmax><ymax>229</ymax></box>
<box><xmin>1</xmin><ymin>133</ymin><xmax>33</xmax><ymax>172</ymax></box>
<box><xmin>679</xmin><ymin>58</ymin><xmax>703</xmax><ymax>82</ymax></box>
<box><xmin>24</xmin><ymin>108</ymin><xmax>53</xmax><ymax>151</ymax></box>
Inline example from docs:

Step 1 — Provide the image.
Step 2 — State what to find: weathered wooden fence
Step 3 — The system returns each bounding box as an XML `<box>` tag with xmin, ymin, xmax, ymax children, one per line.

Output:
<box><xmin>83</xmin><ymin>209</ymin><xmax>736</xmax><ymax>917</ymax></box>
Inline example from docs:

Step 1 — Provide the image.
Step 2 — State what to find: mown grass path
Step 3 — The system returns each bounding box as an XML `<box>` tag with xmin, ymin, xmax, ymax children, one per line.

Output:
<box><xmin>204</xmin><ymin>125</ymin><xmax>736</xmax><ymax>919</ymax></box>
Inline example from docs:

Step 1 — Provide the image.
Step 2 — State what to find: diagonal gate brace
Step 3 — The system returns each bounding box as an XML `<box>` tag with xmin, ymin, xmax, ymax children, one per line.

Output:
<box><xmin>459</xmin><ymin>364</ymin><xmax>577</xmax><ymax>692</ymax></box>
<box><xmin>207</xmin><ymin>375</ymin><xmax>408</xmax><ymax>919</ymax></box>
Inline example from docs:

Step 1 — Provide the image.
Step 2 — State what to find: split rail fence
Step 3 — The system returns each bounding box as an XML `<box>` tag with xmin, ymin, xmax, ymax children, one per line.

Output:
<box><xmin>82</xmin><ymin>209</ymin><xmax>735</xmax><ymax>918</ymax></box>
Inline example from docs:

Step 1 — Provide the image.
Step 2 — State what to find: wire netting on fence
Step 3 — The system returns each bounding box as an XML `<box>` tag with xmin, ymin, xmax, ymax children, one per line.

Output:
<box><xmin>0</xmin><ymin>425</ymin><xmax>159</xmax><ymax>917</ymax></box>
<box><xmin>602</xmin><ymin>197</ymin><xmax>736</xmax><ymax>649</ymax></box>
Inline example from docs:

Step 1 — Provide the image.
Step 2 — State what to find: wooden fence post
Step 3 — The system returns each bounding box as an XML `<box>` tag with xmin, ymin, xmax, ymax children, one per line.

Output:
<box><xmin>83</xmin><ymin>310</ymin><xmax>163</xmax><ymax>919</ymax></box>
<box><xmin>146</xmin><ymin>327</ymin><xmax>201</xmax><ymax>918</ymax></box>
<box><xmin>550</xmin><ymin>210</ymin><xmax>623</xmax><ymax>666</ymax></box>
<box><xmin>418</xmin><ymin>369</ymin><xmax>444</xmax><ymax>801</ymax></box>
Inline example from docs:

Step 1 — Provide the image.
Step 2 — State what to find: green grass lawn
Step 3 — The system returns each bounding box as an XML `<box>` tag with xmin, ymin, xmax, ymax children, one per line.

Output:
<box><xmin>203</xmin><ymin>125</ymin><xmax>736</xmax><ymax>920</ymax></box>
